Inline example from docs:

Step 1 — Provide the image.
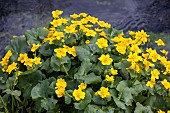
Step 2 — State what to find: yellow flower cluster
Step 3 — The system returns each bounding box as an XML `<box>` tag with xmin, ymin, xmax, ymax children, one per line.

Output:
<box><xmin>105</xmin><ymin>68</ymin><xmax>118</xmax><ymax>83</ymax></box>
<box><xmin>0</xmin><ymin>50</ymin><xmax>12</xmax><ymax>72</ymax></box>
<box><xmin>55</xmin><ymin>78</ymin><xmax>67</xmax><ymax>98</ymax></box>
<box><xmin>95</xmin><ymin>87</ymin><xmax>110</xmax><ymax>98</ymax></box>
<box><xmin>73</xmin><ymin>83</ymin><xmax>87</xmax><ymax>101</ymax></box>
<box><xmin>18</xmin><ymin>53</ymin><xmax>42</xmax><ymax>68</ymax></box>
<box><xmin>43</xmin><ymin>10</ymin><xmax>111</xmax><ymax>46</ymax></box>
<box><xmin>54</xmin><ymin>46</ymin><xmax>76</xmax><ymax>58</ymax></box>
<box><xmin>157</xmin><ymin>109</ymin><xmax>170</xmax><ymax>113</ymax></box>
<box><xmin>146</xmin><ymin>69</ymin><xmax>160</xmax><ymax>88</ymax></box>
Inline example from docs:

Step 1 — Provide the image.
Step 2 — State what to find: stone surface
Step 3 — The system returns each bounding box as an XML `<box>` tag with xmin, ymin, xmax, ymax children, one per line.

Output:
<box><xmin>0</xmin><ymin>0</ymin><xmax>170</xmax><ymax>55</ymax></box>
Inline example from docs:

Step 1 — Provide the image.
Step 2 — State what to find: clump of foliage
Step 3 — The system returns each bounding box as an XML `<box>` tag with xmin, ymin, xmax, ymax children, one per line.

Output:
<box><xmin>0</xmin><ymin>10</ymin><xmax>170</xmax><ymax>113</ymax></box>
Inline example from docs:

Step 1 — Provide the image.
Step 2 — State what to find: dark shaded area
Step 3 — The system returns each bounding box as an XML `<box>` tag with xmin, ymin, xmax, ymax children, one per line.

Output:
<box><xmin>0</xmin><ymin>0</ymin><xmax>170</xmax><ymax>56</ymax></box>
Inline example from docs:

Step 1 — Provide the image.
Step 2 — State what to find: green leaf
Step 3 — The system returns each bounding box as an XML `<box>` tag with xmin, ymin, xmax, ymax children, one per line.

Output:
<box><xmin>41</xmin><ymin>58</ymin><xmax>53</xmax><ymax>73</ymax></box>
<box><xmin>84</xmin><ymin>104</ymin><xmax>105</xmax><ymax>113</ymax></box>
<box><xmin>122</xmin><ymin>87</ymin><xmax>133</xmax><ymax>106</ymax></box>
<box><xmin>41</xmin><ymin>97</ymin><xmax>58</xmax><ymax>111</ymax></box>
<box><xmin>5</xmin><ymin>36</ymin><xmax>27</xmax><ymax>54</ymax></box>
<box><xmin>116</xmin><ymin>80</ymin><xmax>129</xmax><ymax>92</ymax></box>
<box><xmin>50</xmin><ymin>56</ymin><xmax>60</xmax><ymax>72</ymax></box>
<box><xmin>84</xmin><ymin>73</ymin><xmax>102</xmax><ymax>84</ymax></box>
<box><xmin>134</xmin><ymin>102</ymin><xmax>153</xmax><ymax>113</ymax></box>
<box><xmin>31</xmin><ymin>78</ymin><xmax>55</xmax><ymax>99</ymax></box>
<box><xmin>85</xmin><ymin>44</ymin><xmax>100</xmax><ymax>54</ymax></box>
<box><xmin>74</xmin><ymin>58</ymin><xmax>92</xmax><ymax>79</ymax></box>
<box><xmin>3</xmin><ymin>89</ymin><xmax>21</xmax><ymax>96</ymax></box>
<box><xmin>93</xmin><ymin>96</ymin><xmax>107</xmax><ymax>105</ymax></box>
<box><xmin>75</xmin><ymin>46</ymin><xmax>90</xmax><ymax>61</ymax></box>
<box><xmin>113</xmin><ymin>96</ymin><xmax>126</xmax><ymax>110</ymax></box>
<box><xmin>25</xmin><ymin>27</ymin><xmax>49</xmax><ymax>45</ymax></box>
<box><xmin>65</xmin><ymin>95</ymin><xmax>72</xmax><ymax>104</ymax></box>
<box><xmin>144</xmin><ymin>94</ymin><xmax>166</xmax><ymax>110</ymax></box>
<box><xmin>39</xmin><ymin>41</ymin><xmax>53</xmax><ymax>56</ymax></box>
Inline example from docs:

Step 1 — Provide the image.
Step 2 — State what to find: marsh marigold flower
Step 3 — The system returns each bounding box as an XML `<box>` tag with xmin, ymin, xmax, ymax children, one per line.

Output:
<box><xmin>146</xmin><ymin>80</ymin><xmax>155</xmax><ymax>88</ymax></box>
<box><xmin>110</xmin><ymin>68</ymin><xmax>118</xmax><ymax>75</ymax></box>
<box><xmin>18</xmin><ymin>53</ymin><xmax>28</xmax><ymax>63</ymax></box>
<box><xmin>33</xmin><ymin>57</ymin><xmax>42</xmax><ymax>65</ymax></box>
<box><xmin>155</xmin><ymin>39</ymin><xmax>165</xmax><ymax>46</ymax></box>
<box><xmin>85</xmin><ymin>40</ymin><xmax>90</xmax><ymax>44</ymax></box>
<box><xmin>98</xmin><ymin>54</ymin><xmax>113</xmax><ymax>65</ymax></box>
<box><xmin>67</xmin><ymin>46</ymin><xmax>76</xmax><ymax>57</ymax></box>
<box><xmin>161</xmin><ymin>79</ymin><xmax>170</xmax><ymax>89</ymax></box>
<box><xmin>52</xmin><ymin>10</ymin><xmax>63</xmax><ymax>18</ymax></box>
<box><xmin>73</xmin><ymin>89</ymin><xmax>85</xmax><ymax>101</ymax></box>
<box><xmin>105</xmin><ymin>75</ymin><xmax>114</xmax><ymax>83</ymax></box>
<box><xmin>160</xmin><ymin>49</ymin><xmax>168</xmax><ymax>56</ymax></box>
<box><xmin>31</xmin><ymin>44</ymin><xmax>41</xmax><ymax>52</ymax></box>
<box><xmin>127</xmin><ymin>52</ymin><xmax>142</xmax><ymax>63</ymax></box>
<box><xmin>6</xmin><ymin>62</ymin><xmax>17</xmax><ymax>74</ymax></box>
<box><xmin>24</xmin><ymin>58</ymin><xmax>34</xmax><ymax>67</ymax></box>
<box><xmin>78</xmin><ymin>83</ymin><xmax>87</xmax><ymax>90</ymax></box>
<box><xmin>55</xmin><ymin>78</ymin><xmax>67</xmax><ymax>98</ymax></box>
<box><xmin>96</xmin><ymin>38</ymin><xmax>108</xmax><ymax>49</ymax></box>
<box><xmin>86</xmin><ymin>30</ymin><xmax>96</xmax><ymax>37</ymax></box>
<box><xmin>5</xmin><ymin>50</ymin><xmax>12</xmax><ymax>59</ymax></box>
<box><xmin>54</xmin><ymin>48</ymin><xmax>67</xmax><ymax>58</ymax></box>
<box><xmin>157</xmin><ymin>109</ymin><xmax>165</xmax><ymax>113</ymax></box>
<box><xmin>96</xmin><ymin>87</ymin><xmax>110</xmax><ymax>98</ymax></box>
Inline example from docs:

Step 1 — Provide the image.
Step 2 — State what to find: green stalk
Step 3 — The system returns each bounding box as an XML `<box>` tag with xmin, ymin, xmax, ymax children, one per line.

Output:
<box><xmin>12</xmin><ymin>96</ymin><xmax>14</xmax><ymax>113</ymax></box>
<box><xmin>62</xmin><ymin>64</ymin><xmax>69</xmax><ymax>76</ymax></box>
<box><xmin>0</xmin><ymin>95</ymin><xmax>9</xmax><ymax>113</ymax></box>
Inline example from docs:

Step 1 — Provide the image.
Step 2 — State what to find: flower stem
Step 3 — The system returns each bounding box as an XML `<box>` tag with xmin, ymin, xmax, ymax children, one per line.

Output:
<box><xmin>0</xmin><ymin>95</ymin><xmax>9</xmax><ymax>113</ymax></box>
<box><xmin>62</xmin><ymin>64</ymin><xmax>69</xmax><ymax>76</ymax></box>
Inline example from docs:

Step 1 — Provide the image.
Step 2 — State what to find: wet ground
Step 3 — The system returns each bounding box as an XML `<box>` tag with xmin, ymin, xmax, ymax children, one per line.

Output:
<box><xmin>0</xmin><ymin>0</ymin><xmax>170</xmax><ymax>55</ymax></box>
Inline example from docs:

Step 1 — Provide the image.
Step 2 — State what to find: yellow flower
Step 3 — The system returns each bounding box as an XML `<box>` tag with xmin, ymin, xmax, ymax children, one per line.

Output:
<box><xmin>70</xmin><ymin>13</ymin><xmax>79</xmax><ymax>19</ymax></box>
<box><xmin>157</xmin><ymin>109</ymin><xmax>165</xmax><ymax>113</ymax></box>
<box><xmin>54</xmin><ymin>48</ymin><xmax>67</xmax><ymax>58</ymax></box>
<box><xmin>99</xmin><ymin>31</ymin><xmax>107</xmax><ymax>38</ymax></box>
<box><xmin>53</xmin><ymin>31</ymin><xmax>64</xmax><ymax>40</ymax></box>
<box><xmin>135</xmin><ymin>30</ymin><xmax>149</xmax><ymax>45</ymax></box>
<box><xmin>50</xmin><ymin>19</ymin><xmax>62</xmax><ymax>27</ymax></box>
<box><xmin>146</xmin><ymin>80</ymin><xmax>155</xmax><ymax>88</ymax></box>
<box><xmin>33</xmin><ymin>57</ymin><xmax>42</xmax><ymax>65</ymax></box>
<box><xmin>56</xmin><ymin>78</ymin><xmax>67</xmax><ymax>89</ymax></box>
<box><xmin>97</xmin><ymin>87</ymin><xmax>110</xmax><ymax>98</ymax></box>
<box><xmin>55</xmin><ymin>88</ymin><xmax>65</xmax><ymax>98</ymax></box>
<box><xmin>55</xmin><ymin>78</ymin><xmax>67</xmax><ymax>98</ymax></box>
<box><xmin>168</xmin><ymin>110</ymin><xmax>170</xmax><ymax>113</ymax></box>
<box><xmin>87</xmin><ymin>16</ymin><xmax>98</xmax><ymax>24</ymax></box>
<box><xmin>79</xmin><ymin>13</ymin><xmax>88</xmax><ymax>17</ymax></box>
<box><xmin>67</xmin><ymin>46</ymin><xmax>76</xmax><ymax>57</ymax></box>
<box><xmin>0</xmin><ymin>57</ymin><xmax>9</xmax><ymax>67</ymax></box>
<box><xmin>86</xmin><ymin>30</ymin><xmax>96</xmax><ymax>37</ymax></box>
<box><xmin>151</xmin><ymin>69</ymin><xmax>160</xmax><ymax>80</ymax></box>
<box><xmin>110</xmin><ymin>68</ymin><xmax>118</xmax><ymax>75</ymax></box>
<box><xmin>73</xmin><ymin>89</ymin><xmax>85</xmax><ymax>101</ymax></box>
<box><xmin>155</xmin><ymin>39</ymin><xmax>165</xmax><ymax>46</ymax></box>
<box><xmin>98</xmin><ymin>54</ymin><xmax>113</xmax><ymax>65</ymax></box>
<box><xmin>105</xmin><ymin>75</ymin><xmax>114</xmax><ymax>83</ymax></box>
<box><xmin>115</xmin><ymin>43</ymin><xmax>127</xmax><ymax>55</ymax></box>
<box><xmin>160</xmin><ymin>49</ymin><xmax>168</xmax><ymax>56</ymax></box>
<box><xmin>95</xmin><ymin>38</ymin><xmax>108</xmax><ymax>49</ymax></box>
<box><xmin>5</xmin><ymin>50</ymin><xmax>12</xmax><ymax>59</ymax></box>
<box><xmin>143</xmin><ymin>59</ymin><xmax>154</xmax><ymax>71</ymax></box>
<box><xmin>12</xmin><ymin>35</ymin><xmax>17</xmax><ymax>39</ymax></box>
<box><xmin>64</xmin><ymin>25</ymin><xmax>76</xmax><ymax>33</ymax></box>
<box><xmin>24</xmin><ymin>58</ymin><xmax>34</xmax><ymax>67</ymax></box>
<box><xmin>128</xmin><ymin>31</ymin><xmax>135</xmax><ymax>37</ymax></box>
<box><xmin>127</xmin><ymin>52</ymin><xmax>142</xmax><ymax>63</ymax></box>
<box><xmin>31</xmin><ymin>44</ymin><xmax>41</xmax><ymax>52</ymax></box>
<box><xmin>6</xmin><ymin>62</ymin><xmax>17</xmax><ymax>74</ymax></box>
<box><xmin>52</xmin><ymin>10</ymin><xmax>63</xmax><ymax>18</ymax></box>
<box><xmin>94</xmin><ymin>28</ymin><xmax>103</xmax><ymax>32</ymax></box>
<box><xmin>130</xmin><ymin>44</ymin><xmax>141</xmax><ymax>53</ymax></box>
<box><xmin>18</xmin><ymin>53</ymin><xmax>28</xmax><ymax>63</ymax></box>
<box><xmin>78</xmin><ymin>83</ymin><xmax>87</xmax><ymax>90</ymax></box>
<box><xmin>85</xmin><ymin>40</ymin><xmax>90</xmax><ymax>44</ymax></box>
<box><xmin>149</xmin><ymin>50</ymin><xmax>160</xmax><ymax>62</ymax></box>
<box><xmin>161</xmin><ymin>79</ymin><xmax>170</xmax><ymax>89</ymax></box>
